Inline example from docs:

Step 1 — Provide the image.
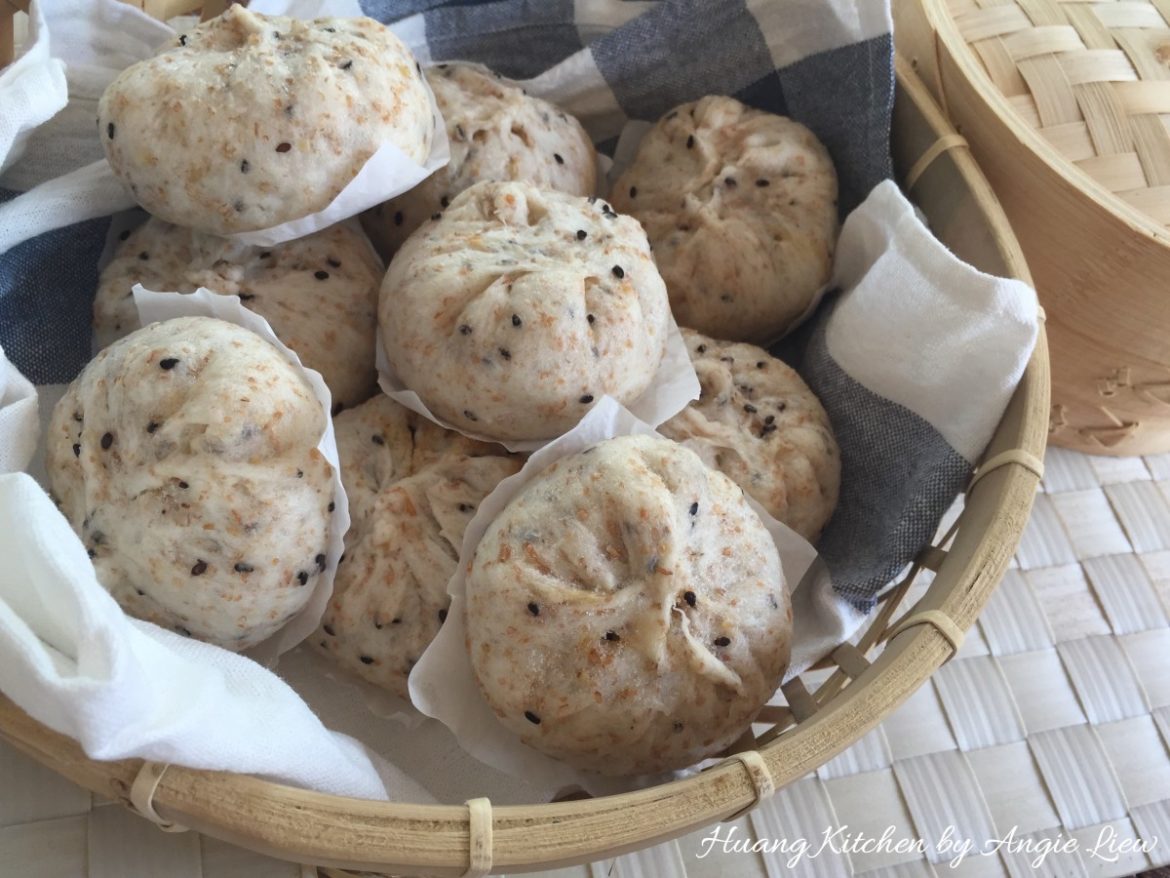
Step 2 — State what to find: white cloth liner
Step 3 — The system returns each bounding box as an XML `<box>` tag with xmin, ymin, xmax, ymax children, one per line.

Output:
<box><xmin>409</xmin><ymin>396</ymin><xmax>821</xmax><ymax>795</ymax></box>
<box><xmin>826</xmin><ymin>181</ymin><xmax>1038</xmax><ymax>465</ymax></box>
<box><xmin>375</xmin><ymin>316</ymin><xmax>700</xmax><ymax>453</ymax></box>
<box><xmin>0</xmin><ymin>0</ymin><xmax>450</xmax><ymax>252</ymax></box>
<box><xmin>0</xmin><ymin>0</ymin><xmax>67</xmax><ymax>177</ymax></box>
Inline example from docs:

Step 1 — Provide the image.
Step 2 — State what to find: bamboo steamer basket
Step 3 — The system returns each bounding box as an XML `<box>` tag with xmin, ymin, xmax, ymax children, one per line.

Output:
<box><xmin>894</xmin><ymin>0</ymin><xmax>1170</xmax><ymax>457</ymax></box>
<box><xmin>0</xmin><ymin>8</ymin><xmax>1050</xmax><ymax>873</ymax></box>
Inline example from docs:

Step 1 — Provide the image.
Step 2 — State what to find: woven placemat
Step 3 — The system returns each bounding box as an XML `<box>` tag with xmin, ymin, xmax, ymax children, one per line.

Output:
<box><xmin>4</xmin><ymin>445</ymin><xmax>1170</xmax><ymax>878</ymax></box>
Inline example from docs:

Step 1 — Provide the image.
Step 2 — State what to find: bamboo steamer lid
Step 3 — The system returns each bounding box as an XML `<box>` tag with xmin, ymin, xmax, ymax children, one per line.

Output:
<box><xmin>896</xmin><ymin>0</ymin><xmax>1170</xmax><ymax>455</ymax></box>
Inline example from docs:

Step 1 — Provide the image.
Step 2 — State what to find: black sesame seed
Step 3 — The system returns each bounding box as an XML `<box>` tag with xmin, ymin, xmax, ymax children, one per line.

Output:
<box><xmin>296</xmin><ymin>469</ymin><xmax>303</xmax><ymax>478</ymax></box>
<box><xmin>684</xmin><ymin>591</ymin><xmax>697</xmax><ymax>607</ymax></box>
<box><xmin>714</xmin><ymin>636</ymin><xmax>731</xmax><ymax>647</ymax></box>
<box><xmin>240</xmin><ymin>159</ymin><xmax>250</xmax><ymax>173</ymax></box>
<box><xmin>316</xmin><ymin>553</ymin><xmax>326</xmax><ymax>571</ymax></box>
<box><xmin>340</xmin><ymin>60</ymin><xmax>353</xmax><ymax>70</ymax></box>
<box><xmin>179</xmin><ymin>34</ymin><xmax>187</xmax><ymax>46</ymax></box>
<box><xmin>459</xmin><ymin>324</ymin><xmax>472</xmax><ymax>335</ymax></box>
<box><xmin>725</xmin><ymin>177</ymin><xmax>737</xmax><ymax>187</ymax></box>
<box><xmin>73</xmin><ymin>443</ymin><xmax>81</xmax><ymax>457</ymax></box>
<box><xmin>604</xmin><ymin>630</ymin><xmax>620</xmax><ymax>642</ymax></box>
<box><xmin>371</xmin><ymin>434</ymin><xmax>385</xmax><ymax>445</ymax></box>
<box><xmin>416</xmin><ymin>61</ymin><xmax>422</xmax><ymax>74</ymax></box>
<box><xmin>757</xmin><ymin>361</ymin><xmax>766</xmax><ymax>368</ymax></box>
<box><xmin>720</xmin><ymin>355</ymin><xmax>734</xmax><ymax>363</ymax></box>
<box><xmin>359</xmin><ymin>655</ymin><xmax>374</xmax><ymax>665</ymax></box>
<box><xmin>764</xmin><ymin>414</ymin><xmax>775</xmax><ymax>425</ymax></box>
<box><xmin>314</xmin><ymin>270</ymin><xmax>329</xmax><ymax>281</ymax></box>
<box><xmin>744</xmin><ymin>404</ymin><xmax>758</xmax><ymax>413</ymax></box>
<box><xmin>234</xmin><ymin>562</ymin><xmax>254</xmax><ymax>573</ymax></box>
<box><xmin>629</xmin><ymin>186</ymin><xmax>638</xmax><ymax>198</ymax></box>
<box><xmin>100</xmin><ymin>432</ymin><xmax>114</xmax><ymax>450</ymax></box>
<box><xmin>756</xmin><ymin>179</ymin><xmax>770</xmax><ymax>187</ymax></box>
<box><xmin>612</xmin><ymin>265</ymin><xmax>624</xmax><ymax>279</ymax></box>
<box><xmin>260</xmin><ymin>251</ymin><xmax>271</xmax><ymax>259</ymax></box>
<box><xmin>118</xmin><ymin>229</ymin><xmax>131</xmax><ymax>241</ymax></box>
<box><xmin>146</xmin><ymin>421</ymin><xmax>159</xmax><ymax>434</ymax></box>
<box><xmin>686</xmin><ymin>135</ymin><xmax>694</xmax><ymax>149</ymax></box>
<box><xmin>324</xmin><ymin>624</ymin><xmax>335</xmax><ymax>636</ymax></box>
<box><xmin>392</xmin><ymin>617</ymin><xmax>402</xmax><ymax>624</ymax></box>
<box><xmin>528</xmin><ymin>602</ymin><xmax>540</xmax><ymax>616</ymax></box>
<box><xmin>761</xmin><ymin>423</ymin><xmax>777</xmax><ymax>437</ymax></box>
<box><xmin>511</xmin><ymin>314</ymin><xmax>522</xmax><ymax>327</ymax></box>
<box><xmin>191</xmin><ymin>560</ymin><xmax>207</xmax><ymax>576</ymax></box>
<box><xmin>463</xmin><ymin>410</ymin><xmax>478</xmax><ymax>421</ymax></box>
<box><xmin>327</xmin><ymin>258</ymin><xmax>341</xmax><ymax>268</ymax></box>
<box><xmin>233</xmin><ymin>199</ymin><xmax>245</xmax><ymax>212</ymax></box>
<box><xmin>107</xmin><ymin>122</ymin><xmax>115</xmax><ymax>140</ymax></box>
<box><xmin>323</xmin><ymin>26</ymin><xmax>335</xmax><ymax>32</ymax></box>
<box><xmin>499</xmin><ymin>347</ymin><xmax>512</xmax><ymax>361</ymax></box>
<box><xmin>455</xmin><ymin>124</ymin><xmax>466</xmax><ymax>140</ymax></box>
<box><xmin>689</xmin><ymin>501</ymin><xmax>699</xmax><ymax>515</ymax></box>
<box><xmin>238</xmin><ymin>293</ymin><xmax>255</xmax><ymax>302</ymax></box>
<box><xmin>524</xmin><ymin>711</ymin><xmax>541</xmax><ymax>725</ymax></box>
<box><xmin>673</xmin><ymin>721</ymin><xmax>684</xmax><ymax>732</ymax></box>
<box><xmin>431</xmin><ymin>212</ymin><xmax>442</xmax><ymax>221</ymax></box>
<box><xmin>696</xmin><ymin>344</ymin><xmax>707</xmax><ymax>354</ymax></box>
<box><xmin>394</xmin><ymin>211</ymin><xmax>404</xmax><ymax>226</ymax></box>
<box><xmin>297</xmin><ymin>570</ymin><xmax>309</xmax><ymax>586</ymax></box>
<box><xmin>579</xmin><ymin>394</ymin><xmax>594</xmax><ymax>404</ymax></box>
<box><xmin>328</xmin><ymin>502</ymin><xmax>335</xmax><ymax>512</ymax></box>
<box><xmin>440</xmin><ymin>195</ymin><xmax>450</xmax><ymax>208</ymax></box>
<box><xmin>178</xmin><ymin>481</ymin><xmax>188</xmax><ymax>489</ymax></box>
<box><xmin>159</xmin><ymin>357</ymin><xmax>179</xmax><ymax>370</ymax></box>
<box><xmin>586</xmin><ymin>313</ymin><xmax>595</xmax><ymax>325</ymax></box>
<box><xmin>576</xmin><ymin>229</ymin><xmax>587</xmax><ymax>240</ymax></box>
<box><xmin>138</xmin><ymin>252</ymin><xmax>149</xmax><ymax>261</ymax></box>
<box><xmin>275</xmin><ymin>142</ymin><xmax>292</xmax><ymax>153</ymax></box>
<box><xmin>554</xmin><ymin>153</ymin><xmax>564</xmax><ymax>164</ymax></box>
<box><xmin>438</xmin><ymin>608</ymin><xmax>448</xmax><ymax>623</ymax></box>
<box><xmin>87</xmin><ymin>548</ymin><xmax>96</xmax><ymax>559</ymax></box>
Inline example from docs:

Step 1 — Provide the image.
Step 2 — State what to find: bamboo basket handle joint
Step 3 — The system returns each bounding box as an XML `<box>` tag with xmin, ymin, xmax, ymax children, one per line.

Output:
<box><xmin>905</xmin><ymin>132</ymin><xmax>969</xmax><ymax>189</ymax></box>
<box><xmin>129</xmin><ymin>761</ymin><xmax>189</xmax><ymax>833</ymax></box>
<box><xmin>464</xmin><ymin>796</ymin><xmax>493</xmax><ymax>878</ymax></box>
<box><xmin>886</xmin><ymin>610</ymin><xmax>965</xmax><ymax>660</ymax></box>
<box><xmin>967</xmin><ymin>448</ymin><xmax>1045</xmax><ymax>495</ymax></box>
<box><xmin>719</xmin><ymin>750</ymin><xmax>775</xmax><ymax>821</ymax></box>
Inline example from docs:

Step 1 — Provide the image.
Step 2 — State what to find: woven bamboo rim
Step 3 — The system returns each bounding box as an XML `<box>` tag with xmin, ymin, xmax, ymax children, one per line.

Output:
<box><xmin>895</xmin><ymin>0</ymin><xmax>1170</xmax><ymax>458</ymax></box>
<box><xmin>0</xmin><ymin>53</ymin><xmax>1050</xmax><ymax>878</ymax></box>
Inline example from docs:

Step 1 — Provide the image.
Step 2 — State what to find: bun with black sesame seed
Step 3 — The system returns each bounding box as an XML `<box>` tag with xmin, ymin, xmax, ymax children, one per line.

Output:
<box><xmin>380</xmin><ymin>180</ymin><xmax>671</xmax><ymax>442</ymax></box>
<box><xmin>465</xmin><ymin>433</ymin><xmax>790</xmax><ymax>776</ymax></box>
<box><xmin>93</xmin><ymin>218</ymin><xmax>383</xmax><ymax>410</ymax></box>
<box><xmin>609</xmin><ymin>96</ymin><xmax>839</xmax><ymax>344</ymax></box>
<box><xmin>98</xmin><ymin>6</ymin><xmax>435</xmax><ymax>236</ymax></box>
<box><xmin>45</xmin><ymin>316</ymin><xmax>334</xmax><ymax>650</ymax></box>
<box><xmin>659</xmin><ymin>329</ymin><xmax>840</xmax><ymax>542</ymax></box>
<box><xmin>361</xmin><ymin>62</ymin><xmax>597</xmax><ymax>260</ymax></box>
<box><xmin>313</xmin><ymin>394</ymin><xmax>522</xmax><ymax>697</ymax></box>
